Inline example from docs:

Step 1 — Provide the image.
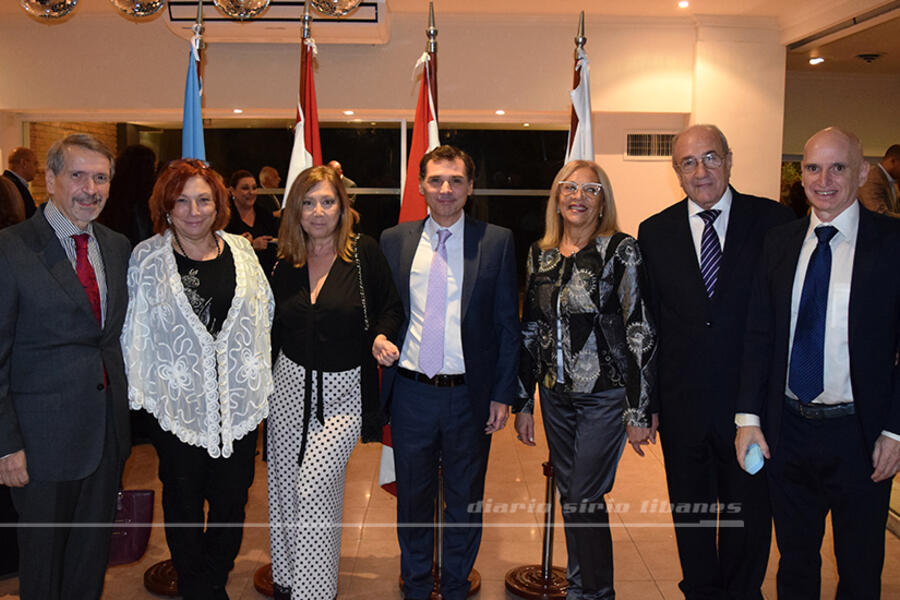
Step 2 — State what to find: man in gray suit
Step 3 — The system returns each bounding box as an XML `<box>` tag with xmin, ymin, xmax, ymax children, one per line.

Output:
<box><xmin>858</xmin><ymin>144</ymin><xmax>900</xmax><ymax>217</ymax></box>
<box><xmin>0</xmin><ymin>134</ymin><xmax>131</xmax><ymax>600</ymax></box>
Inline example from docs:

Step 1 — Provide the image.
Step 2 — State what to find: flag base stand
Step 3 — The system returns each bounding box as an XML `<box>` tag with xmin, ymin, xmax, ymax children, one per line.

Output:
<box><xmin>253</xmin><ymin>563</ymin><xmax>275</xmax><ymax>597</ymax></box>
<box><xmin>143</xmin><ymin>559</ymin><xmax>179</xmax><ymax>596</ymax></box>
<box><xmin>505</xmin><ymin>461</ymin><xmax>567</xmax><ymax>600</ymax></box>
<box><xmin>398</xmin><ymin>464</ymin><xmax>481</xmax><ymax>598</ymax></box>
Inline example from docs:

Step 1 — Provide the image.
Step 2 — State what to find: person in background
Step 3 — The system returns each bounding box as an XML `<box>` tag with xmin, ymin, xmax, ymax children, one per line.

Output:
<box><xmin>97</xmin><ymin>144</ymin><xmax>156</xmax><ymax>247</ymax></box>
<box><xmin>857</xmin><ymin>144</ymin><xmax>900</xmax><ymax>217</ymax></box>
<box><xmin>227</xmin><ymin>169</ymin><xmax>279</xmax><ymax>277</ymax></box>
<box><xmin>3</xmin><ymin>146</ymin><xmax>39</xmax><ymax>219</ymax></box>
<box><xmin>122</xmin><ymin>159</ymin><xmax>273</xmax><ymax>600</ymax></box>
<box><xmin>327</xmin><ymin>159</ymin><xmax>357</xmax><ymax>205</ymax></box>
<box><xmin>0</xmin><ymin>134</ymin><xmax>131</xmax><ymax>600</ymax></box>
<box><xmin>638</xmin><ymin>124</ymin><xmax>792</xmax><ymax>599</ymax></box>
<box><xmin>0</xmin><ymin>175</ymin><xmax>25</xmax><ymax>229</ymax></box>
<box><xmin>514</xmin><ymin>159</ymin><xmax>656</xmax><ymax>600</ymax></box>
<box><xmin>258</xmin><ymin>165</ymin><xmax>283</xmax><ymax>216</ymax></box>
<box><xmin>736</xmin><ymin>127</ymin><xmax>900</xmax><ymax>598</ymax></box>
<box><xmin>267</xmin><ymin>165</ymin><xmax>402</xmax><ymax>600</ymax></box>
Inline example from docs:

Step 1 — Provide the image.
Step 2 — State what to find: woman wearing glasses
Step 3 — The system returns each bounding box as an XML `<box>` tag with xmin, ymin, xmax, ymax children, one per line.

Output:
<box><xmin>514</xmin><ymin>159</ymin><xmax>657</xmax><ymax>600</ymax></box>
<box><xmin>121</xmin><ymin>159</ymin><xmax>274</xmax><ymax>600</ymax></box>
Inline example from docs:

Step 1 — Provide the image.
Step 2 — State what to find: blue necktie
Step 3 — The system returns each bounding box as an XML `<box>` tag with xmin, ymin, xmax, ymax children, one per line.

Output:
<box><xmin>698</xmin><ymin>209</ymin><xmax>722</xmax><ymax>298</ymax></box>
<box><xmin>789</xmin><ymin>225</ymin><xmax>838</xmax><ymax>404</ymax></box>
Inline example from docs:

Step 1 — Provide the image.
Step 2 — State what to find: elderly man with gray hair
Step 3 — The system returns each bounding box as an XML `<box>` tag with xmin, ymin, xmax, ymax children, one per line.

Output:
<box><xmin>0</xmin><ymin>134</ymin><xmax>131</xmax><ymax>600</ymax></box>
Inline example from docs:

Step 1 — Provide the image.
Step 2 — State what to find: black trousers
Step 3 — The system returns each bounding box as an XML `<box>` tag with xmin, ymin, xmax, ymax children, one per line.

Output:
<box><xmin>540</xmin><ymin>386</ymin><xmax>627</xmax><ymax>600</ymax></box>
<box><xmin>11</xmin><ymin>405</ymin><xmax>122</xmax><ymax>600</ymax></box>
<box><xmin>661</xmin><ymin>423</ymin><xmax>771</xmax><ymax>600</ymax></box>
<box><xmin>150</xmin><ymin>423</ymin><xmax>258</xmax><ymax>600</ymax></box>
<box><xmin>768</xmin><ymin>409</ymin><xmax>891</xmax><ymax>599</ymax></box>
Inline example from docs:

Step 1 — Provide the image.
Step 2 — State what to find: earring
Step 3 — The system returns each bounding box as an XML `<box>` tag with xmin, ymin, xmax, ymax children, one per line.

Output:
<box><xmin>166</xmin><ymin>213</ymin><xmax>172</xmax><ymax>224</ymax></box>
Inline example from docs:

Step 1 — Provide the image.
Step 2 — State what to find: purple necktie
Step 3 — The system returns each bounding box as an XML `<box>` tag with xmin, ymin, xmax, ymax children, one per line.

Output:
<box><xmin>419</xmin><ymin>228</ymin><xmax>451</xmax><ymax>378</ymax></box>
<box><xmin>698</xmin><ymin>209</ymin><xmax>722</xmax><ymax>298</ymax></box>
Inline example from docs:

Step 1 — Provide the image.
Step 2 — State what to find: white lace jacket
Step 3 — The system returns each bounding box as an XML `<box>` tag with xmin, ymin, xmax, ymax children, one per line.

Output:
<box><xmin>121</xmin><ymin>231</ymin><xmax>274</xmax><ymax>458</ymax></box>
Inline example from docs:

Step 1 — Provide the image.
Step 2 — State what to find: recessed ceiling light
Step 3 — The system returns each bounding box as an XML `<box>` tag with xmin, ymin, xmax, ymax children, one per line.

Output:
<box><xmin>233</xmin><ymin>108</ymin><xmax>243</xmax><ymax>114</ymax></box>
<box><xmin>809</xmin><ymin>57</ymin><xmax>825</xmax><ymax>65</ymax></box>
<box><xmin>343</xmin><ymin>110</ymin><xmax>355</xmax><ymax>116</ymax></box>
<box><xmin>495</xmin><ymin>109</ymin><xmax>506</xmax><ymax>115</ymax></box>
<box><xmin>523</xmin><ymin>123</ymin><xmax>531</xmax><ymax>127</ymax></box>
<box><xmin>678</xmin><ymin>1</ymin><xmax>689</xmax><ymax>8</ymax></box>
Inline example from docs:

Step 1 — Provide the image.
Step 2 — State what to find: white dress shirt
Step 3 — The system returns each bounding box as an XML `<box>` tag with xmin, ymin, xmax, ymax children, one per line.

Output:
<box><xmin>688</xmin><ymin>187</ymin><xmax>733</xmax><ymax>263</ymax></box>
<box><xmin>399</xmin><ymin>215</ymin><xmax>466</xmax><ymax>375</ymax></box>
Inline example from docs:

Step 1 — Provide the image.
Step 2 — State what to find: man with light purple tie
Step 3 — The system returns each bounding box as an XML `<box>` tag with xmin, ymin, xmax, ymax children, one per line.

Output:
<box><xmin>379</xmin><ymin>145</ymin><xmax>521</xmax><ymax>600</ymax></box>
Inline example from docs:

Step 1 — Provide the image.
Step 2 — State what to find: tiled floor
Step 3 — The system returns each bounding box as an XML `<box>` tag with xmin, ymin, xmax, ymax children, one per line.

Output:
<box><xmin>2</xmin><ymin>403</ymin><xmax>900</xmax><ymax>599</ymax></box>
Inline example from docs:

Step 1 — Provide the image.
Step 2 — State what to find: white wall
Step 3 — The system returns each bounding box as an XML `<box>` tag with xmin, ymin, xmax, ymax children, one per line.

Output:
<box><xmin>0</xmin><ymin>9</ymin><xmax>790</xmax><ymax>228</ymax></box>
<box><xmin>783</xmin><ymin>72</ymin><xmax>900</xmax><ymax>157</ymax></box>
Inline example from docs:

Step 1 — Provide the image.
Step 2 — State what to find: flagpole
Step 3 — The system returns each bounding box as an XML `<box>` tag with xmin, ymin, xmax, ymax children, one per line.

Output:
<box><xmin>427</xmin><ymin>1</ymin><xmax>438</xmax><ymax>118</ymax></box>
<box><xmin>568</xmin><ymin>11</ymin><xmax>585</xmax><ymax>156</ymax></box>
<box><xmin>300</xmin><ymin>1</ymin><xmax>311</xmax><ymax>115</ymax></box>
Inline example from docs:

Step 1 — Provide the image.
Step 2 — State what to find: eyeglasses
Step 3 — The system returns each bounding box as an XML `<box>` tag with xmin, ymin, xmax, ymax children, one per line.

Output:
<box><xmin>676</xmin><ymin>152</ymin><xmax>725</xmax><ymax>174</ymax></box>
<box><xmin>558</xmin><ymin>181</ymin><xmax>603</xmax><ymax>199</ymax></box>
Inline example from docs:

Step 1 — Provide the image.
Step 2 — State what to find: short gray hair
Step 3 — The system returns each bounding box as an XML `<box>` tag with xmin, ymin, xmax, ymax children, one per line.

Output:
<box><xmin>46</xmin><ymin>134</ymin><xmax>115</xmax><ymax>178</ymax></box>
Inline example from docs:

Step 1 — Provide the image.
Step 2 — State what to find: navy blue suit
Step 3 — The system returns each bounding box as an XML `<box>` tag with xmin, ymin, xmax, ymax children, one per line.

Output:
<box><xmin>737</xmin><ymin>203</ymin><xmax>900</xmax><ymax>598</ymax></box>
<box><xmin>380</xmin><ymin>215</ymin><xmax>520</xmax><ymax>600</ymax></box>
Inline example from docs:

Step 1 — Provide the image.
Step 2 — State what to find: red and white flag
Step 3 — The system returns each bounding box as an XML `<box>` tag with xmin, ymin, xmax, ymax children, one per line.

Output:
<box><xmin>565</xmin><ymin>47</ymin><xmax>593</xmax><ymax>163</ymax></box>
<box><xmin>378</xmin><ymin>50</ymin><xmax>440</xmax><ymax>495</ymax></box>
<box><xmin>397</xmin><ymin>52</ymin><xmax>439</xmax><ymax>223</ymax></box>
<box><xmin>283</xmin><ymin>38</ymin><xmax>322</xmax><ymax>207</ymax></box>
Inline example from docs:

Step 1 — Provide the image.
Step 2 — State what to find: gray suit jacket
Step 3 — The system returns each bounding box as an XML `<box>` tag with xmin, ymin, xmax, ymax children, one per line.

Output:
<box><xmin>379</xmin><ymin>216</ymin><xmax>521</xmax><ymax>423</ymax></box>
<box><xmin>0</xmin><ymin>207</ymin><xmax>131</xmax><ymax>481</ymax></box>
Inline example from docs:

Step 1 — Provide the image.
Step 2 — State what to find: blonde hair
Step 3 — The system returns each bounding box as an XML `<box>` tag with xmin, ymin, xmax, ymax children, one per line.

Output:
<box><xmin>538</xmin><ymin>160</ymin><xmax>618</xmax><ymax>250</ymax></box>
<box><xmin>278</xmin><ymin>165</ymin><xmax>359</xmax><ymax>267</ymax></box>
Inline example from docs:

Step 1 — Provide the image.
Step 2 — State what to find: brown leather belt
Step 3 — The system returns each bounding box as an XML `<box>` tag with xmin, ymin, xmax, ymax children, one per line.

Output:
<box><xmin>397</xmin><ymin>367</ymin><xmax>465</xmax><ymax>388</ymax></box>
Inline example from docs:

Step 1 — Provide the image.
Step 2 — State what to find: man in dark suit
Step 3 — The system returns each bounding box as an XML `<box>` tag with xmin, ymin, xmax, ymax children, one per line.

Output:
<box><xmin>3</xmin><ymin>146</ymin><xmax>39</xmax><ymax>219</ymax></box>
<box><xmin>638</xmin><ymin>124</ymin><xmax>792</xmax><ymax>599</ymax></box>
<box><xmin>378</xmin><ymin>145</ymin><xmax>520</xmax><ymax>600</ymax></box>
<box><xmin>736</xmin><ymin>127</ymin><xmax>900</xmax><ymax>598</ymax></box>
<box><xmin>0</xmin><ymin>134</ymin><xmax>131</xmax><ymax>600</ymax></box>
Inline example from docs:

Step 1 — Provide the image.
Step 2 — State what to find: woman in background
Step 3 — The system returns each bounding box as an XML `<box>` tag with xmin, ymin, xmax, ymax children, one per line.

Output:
<box><xmin>267</xmin><ymin>165</ymin><xmax>402</xmax><ymax>600</ymax></box>
<box><xmin>122</xmin><ymin>159</ymin><xmax>273</xmax><ymax>600</ymax></box>
<box><xmin>98</xmin><ymin>144</ymin><xmax>156</xmax><ymax>246</ymax></box>
<box><xmin>514</xmin><ymin>159</ymin><xmax>657</xmax><ymax>600</ymax></box>
<box><xmin>226</xmin><ymin>169</ymin><xmax>279</xmax><ymax>277</ymax></box>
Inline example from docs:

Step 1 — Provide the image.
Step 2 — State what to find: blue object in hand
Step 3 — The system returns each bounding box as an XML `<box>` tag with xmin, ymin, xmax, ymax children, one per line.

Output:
<box><xmin>744</xmin><ymin>443</ymin><xmax>764</xmax><ymax>475</ymax></box>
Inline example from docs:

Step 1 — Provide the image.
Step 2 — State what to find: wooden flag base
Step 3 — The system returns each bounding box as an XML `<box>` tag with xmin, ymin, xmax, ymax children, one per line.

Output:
<box><xmin>143</xmin><ymin>559</ymin><xmax>179</xmax><ymax>597</ymax></box>
<box><xmin>504</xmin><ymin>461</ymin><xmax>567</xmax><ymax>600</ymax></box>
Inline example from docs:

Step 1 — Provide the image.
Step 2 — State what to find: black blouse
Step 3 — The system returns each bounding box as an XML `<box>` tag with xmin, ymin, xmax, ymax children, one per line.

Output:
<box><xmin>226</xmin><ymin>200</ymin><xmax>280</xmax><ymax>278</ymax></box>
<box><xmin>270</xmin><ymin>234</ymin><xmax>402</xmax><ymax>443</ymax></box>
<box><xmin>173</xmin><ymin>242</ymin><xmax>236</xmax><ymax>337</ymax></box>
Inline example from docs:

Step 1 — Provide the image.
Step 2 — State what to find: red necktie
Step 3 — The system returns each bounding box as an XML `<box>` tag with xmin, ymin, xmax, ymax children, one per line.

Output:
<box><xmin>72</xmin><ymin>233</ymin><xmax>102</xmax><ymax>325</ymax></box>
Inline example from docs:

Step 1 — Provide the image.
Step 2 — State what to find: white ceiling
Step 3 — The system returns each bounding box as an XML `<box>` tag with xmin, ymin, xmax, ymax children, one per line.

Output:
<box><xmin>7</xmin><ymin>0</ymin><xmax>900</xmax><ymax>73</ymax></box>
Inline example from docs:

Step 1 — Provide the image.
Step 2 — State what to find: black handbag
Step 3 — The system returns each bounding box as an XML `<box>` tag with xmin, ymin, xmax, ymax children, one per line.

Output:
<box><xmin>107</xmin><ymin>489</ymin><xmax>154</xmax><ymax>566</ymax></box>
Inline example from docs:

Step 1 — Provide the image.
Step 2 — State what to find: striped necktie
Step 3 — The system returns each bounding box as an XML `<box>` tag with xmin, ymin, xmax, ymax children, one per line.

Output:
<box><xmin>698</xmin><ymin>209</ymin><xmax>722</xmax><ymax>298</ymax></box>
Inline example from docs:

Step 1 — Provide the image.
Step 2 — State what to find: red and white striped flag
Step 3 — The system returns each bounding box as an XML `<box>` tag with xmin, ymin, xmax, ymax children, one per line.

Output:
<box><xmin>565</xmin><ymin>46</ymin><xmax>593</xmax><ymax>163</ymax></box>
<box><xmin>397</xmin><ymin>52</ymin><xmax>439</xmax><ymax>222</ymax></box>
<box><xmin>283</xmin><ymin>38</ymin><xmax>322</xmax><ymax>206</ymax></box>
<box><xmin>379</xmin><ymin>49</ymin><xmax>440</xmax><ymax>496</ymax></box>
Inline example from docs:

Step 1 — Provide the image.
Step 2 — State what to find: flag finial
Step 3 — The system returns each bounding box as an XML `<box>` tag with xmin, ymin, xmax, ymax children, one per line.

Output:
<box><xmin>427</xmin><ymin>2</ymin><xmax>438</xmax><ymax>54</ymax></box>
<box><xmin>575</xmin><ymin>10</ymin><xmax>586</xmax><ymax>50</ymax></box>
<box><xmin>193</xmin><ymin>0</ymin><xmax>205</xmax><ymax>52</ymax></box>
<box><xmin>302</xmin><ymin>1</ymin><xmax>311</xmax><ymax>40</ymax></box>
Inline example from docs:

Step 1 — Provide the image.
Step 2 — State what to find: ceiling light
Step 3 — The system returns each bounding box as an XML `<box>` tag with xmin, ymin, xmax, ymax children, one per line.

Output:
<box><xmin>523</xmin><ymin>123</ymin><xmax>531</xmax><ymax>127</ymax></box>
<box><xmin>809</xmin><ymin>57</ymin><xmax>825</xmax><ymax>65</ymax></box>
<box><xmin>495</xmin><ymin>109</ymin><xmax>506</xmax><ymax>116</ymax></box>
<box><xmin>343</xmin><ymin>110</ymin><xmax>355</xmax><ymax>116</ymax></box>
<box><xmin>678</xmin><ymin>1</ymin><xmax>689</xmax><ymax>8</ymax></box>
<box><xmin>233</xmin><ymin>108</ymin><xmax>244</xmax><ymax>114</ymax></box>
